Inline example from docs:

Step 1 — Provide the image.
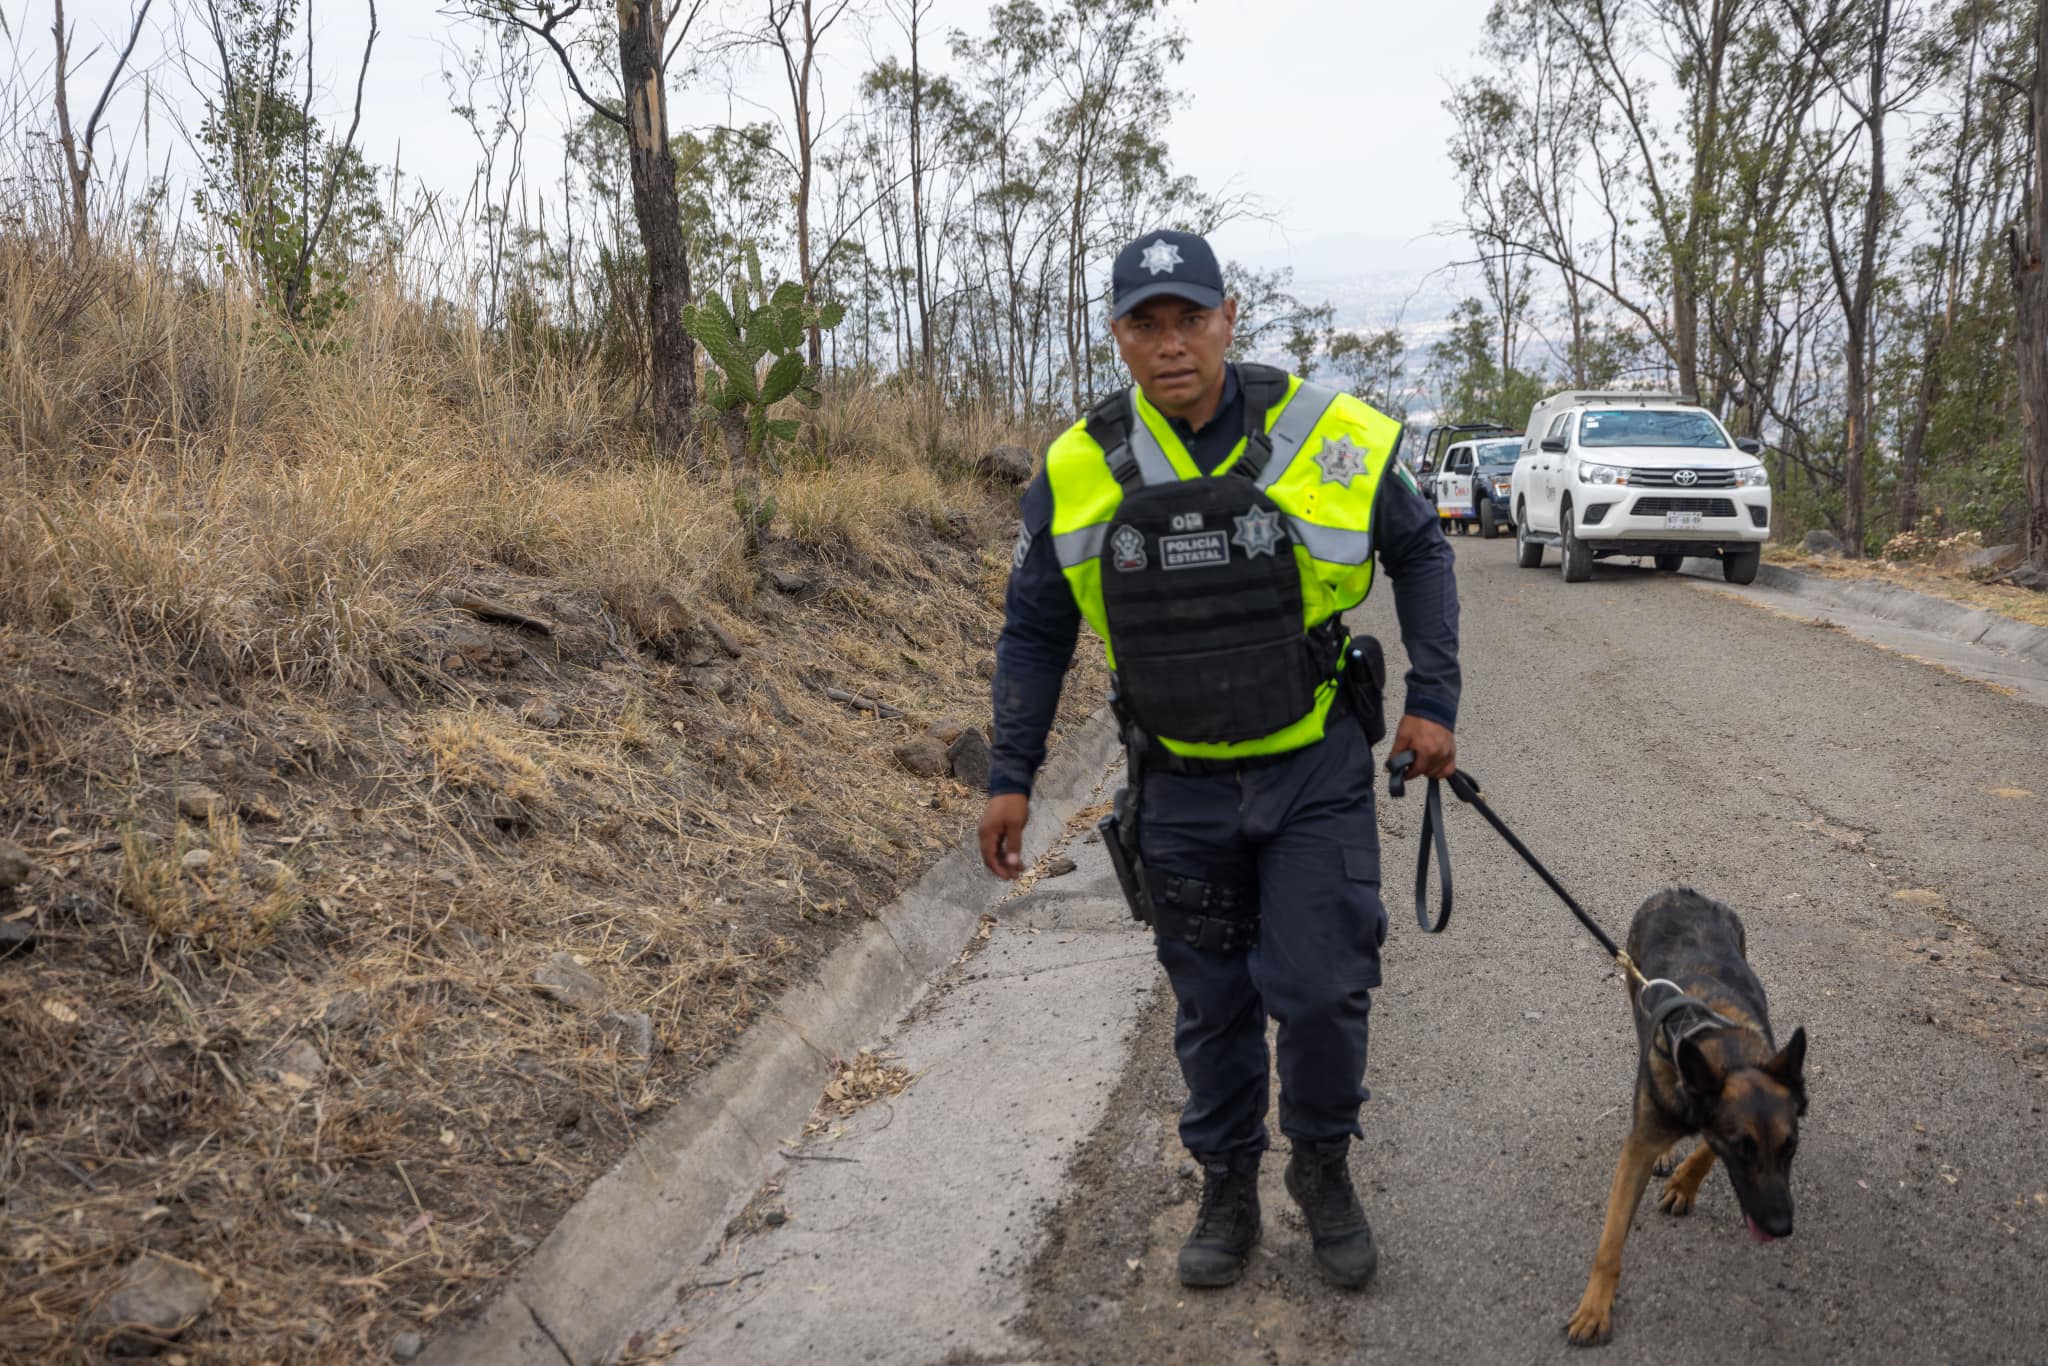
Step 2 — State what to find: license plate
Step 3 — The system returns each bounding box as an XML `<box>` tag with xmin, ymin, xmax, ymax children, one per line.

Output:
<box><xmin>1664</xmin><ymin>512</ymin><xmax>1703</xmax><ymax>530</ymax></box>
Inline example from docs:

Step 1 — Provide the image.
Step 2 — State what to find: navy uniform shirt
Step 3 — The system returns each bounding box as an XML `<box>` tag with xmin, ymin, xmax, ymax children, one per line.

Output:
<box><xmin>989</xmin><ymin>365</ymin><xmax>1461</xmax><ymax>796</ymax></box>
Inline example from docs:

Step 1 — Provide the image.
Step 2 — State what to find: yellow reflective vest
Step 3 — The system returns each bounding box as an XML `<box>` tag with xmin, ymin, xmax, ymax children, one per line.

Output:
<box><xmin>1043</xmin><ymin>373</ymin><xmax>1404</xmax><ymax>761</ymax></box>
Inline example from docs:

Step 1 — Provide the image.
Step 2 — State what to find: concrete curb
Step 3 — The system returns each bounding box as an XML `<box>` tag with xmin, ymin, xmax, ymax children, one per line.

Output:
<box><xmin>1684</xmin><ymin>559</ymin><xmax>2048</xmax><ymax>668</ymax></box>
<box><xmin>418</xmin><ymin>707</ymin><xmax>1122</xmax><ymax>1366</ymax></box>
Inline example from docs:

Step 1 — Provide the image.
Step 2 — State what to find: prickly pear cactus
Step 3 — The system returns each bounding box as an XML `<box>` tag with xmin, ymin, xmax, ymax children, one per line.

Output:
<box><xmin>682</xmin><ymin>248</ymin><xmax>845</xmax><ymax>464</ymax></box>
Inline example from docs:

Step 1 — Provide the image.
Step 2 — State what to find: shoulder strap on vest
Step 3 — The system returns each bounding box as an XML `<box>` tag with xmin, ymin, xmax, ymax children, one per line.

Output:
<box><xmin>1238</xmin><ymin>363</ymin><xmax>1291</xmax><ymax>416</ymax></box>
<box><xmin>1232</xmin><ymin>364</ymin><xmax>1293</xmax><ymax>483</ymax></box>
<box><xmin>1084</xmin><ymin>386</ymin><xmax>1143</xmax><ymax>488</ymax></box>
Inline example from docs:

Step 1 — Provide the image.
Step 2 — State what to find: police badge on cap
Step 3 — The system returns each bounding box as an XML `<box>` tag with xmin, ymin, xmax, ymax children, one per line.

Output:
<box><xmin>1110</xmin><ymin>230</ymin><xmax>1225</xmax><ymax>319</ymax></box>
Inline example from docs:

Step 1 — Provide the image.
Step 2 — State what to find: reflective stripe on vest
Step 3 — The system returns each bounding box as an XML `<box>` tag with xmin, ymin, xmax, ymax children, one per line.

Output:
<box><xmin>1287</xmin><ymin>517</ymin><xmax>1372</xmax><ymax>565</ymax></box>
<box><xmin>1257</xmin><ymin>381</ymin><xmax>1339</xmax><ymax>489</ymax></box>
<box><xmin>1052</xmin><ymin>522</ymin><xmax>1108</xmax><ymax>568</ymax></box>
<box><xmin>1109</xmin><ymin>400</ymin><xmax>1179</xmax><ymax>487</ymax></box>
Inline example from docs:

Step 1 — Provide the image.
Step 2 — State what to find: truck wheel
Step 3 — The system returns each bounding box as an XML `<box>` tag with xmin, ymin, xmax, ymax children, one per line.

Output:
<box><xmin>1515</xmin><ymin>503</ymin><xmax>1543</xmax><ymax>568</ymax></box>
<box><xmin>1654</xmin><ymin>554</ymin><xmax>1683</xmax><ymax>572</ymax></box>
<box><xmin>1560</xmin><ymin>507</ymin><xmax>1593</xmax><ymax>583</ymax></box>
<box><xmin>1480</xmin><ymin>502</ymin><xmax>1500</xmax><ymax>539</ymax></box>
<box><xmin>1723</xmin><ymin>547</ymin><xmax>1761</xmax><ymax>585</ymax></box>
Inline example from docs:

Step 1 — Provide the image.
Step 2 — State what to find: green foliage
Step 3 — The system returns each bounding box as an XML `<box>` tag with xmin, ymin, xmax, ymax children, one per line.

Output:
<box><xmin>1327</xmin><ymin>328</ymin><xmax>1410</xmax><ymax>419</ymax></box>
<box><xmin>682</xmin><ymin>247</ymin><xmax>845</xmax><ymax>466</ymax></box>
<box><xmin>676</xmin><ymin>124</ymin><xmax>797</xmax><ymax>297</ymax></box>
<box><xmin>1225</xmin><ymin>263</ymin><xmax>1329</xmax><ymax>368</ymax></box>
<box><xmin>194</xmin><ymin>0</ymin><xmax>384</xmax><ymax>330</ymax></box>
<box><xmin>1424</xmin><ymin>299</ymin><xmax>1549</xmax><ymax>429</ymax></box>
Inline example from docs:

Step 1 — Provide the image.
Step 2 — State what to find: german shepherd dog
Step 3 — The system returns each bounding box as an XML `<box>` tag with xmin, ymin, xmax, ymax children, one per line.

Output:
<box><xmin>1565</xmin><ymin>888</ymin><xmax>1808</xmax><ymax>1347</ymax></box>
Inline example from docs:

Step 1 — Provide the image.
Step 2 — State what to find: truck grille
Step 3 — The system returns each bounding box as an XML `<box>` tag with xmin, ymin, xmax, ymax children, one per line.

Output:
<box><xmin>1630</xmin><ymin>468</ymin><xmax>1738</xmax><ymax>488</ymax></box>
<box><xmin>1632</xmin><ymin>497</ymin><xmax>1737</xmax><ymax>517</ymax></box>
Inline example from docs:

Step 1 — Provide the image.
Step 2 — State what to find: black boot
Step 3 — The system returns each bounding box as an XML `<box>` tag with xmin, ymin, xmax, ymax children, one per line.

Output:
<box><xmin>1285</xmin><ymin>1139</ymin><xmax>1377</xmax><ymax>1288</ymax></box>
<box><xmin>1178</xmin><ymin>1151</ymin><xmax>1262</xmax><ymax>1287</ymax></box>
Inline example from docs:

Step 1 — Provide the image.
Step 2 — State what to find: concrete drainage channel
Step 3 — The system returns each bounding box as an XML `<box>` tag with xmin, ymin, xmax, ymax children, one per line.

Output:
<box><xmin>419</xmin><ymin>707</ymin><xmax>1124</xmax><ymax>1366</ymax></box>
<box><xmin>1679</xmin><ymin>558</ymin><xmax>2048</xmax><ymax>700</ymax></box>
<box><xmin>627</xmin><ymin>772</ymin><xmax>1155</xmax><ymax>1363</ymax></box>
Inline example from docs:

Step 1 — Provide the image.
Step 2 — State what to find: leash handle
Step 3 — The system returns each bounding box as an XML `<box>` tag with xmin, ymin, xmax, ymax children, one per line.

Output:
<box><xmin>1385</xmin><ymin>751</ymin><xmax>1451</xmax><ymax>933</ymax></box>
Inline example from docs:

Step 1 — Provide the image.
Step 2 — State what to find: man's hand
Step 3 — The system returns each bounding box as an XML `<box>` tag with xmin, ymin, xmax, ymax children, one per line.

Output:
<box><xmin>978</xmin><ymin>794</ymin><xmax>1030</xmax><ymax>879</ymax></box>
<box><xmin>1389</xmin><ymin>714</ymin><xmax>1456</xmax><ymax>781</ymax></box>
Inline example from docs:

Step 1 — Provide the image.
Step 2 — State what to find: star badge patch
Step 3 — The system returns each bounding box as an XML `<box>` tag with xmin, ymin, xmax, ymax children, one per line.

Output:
<box><xmin>1315</xmin><ymin>435</ymin><xmax>1369</xmax><ymax>488</ymax></box>
<box><xmin>1232</xmin><ymin>505</ymin><xmax>1285</xmax><ymax>559</ymax></box>
<box><xmin>1139</xmin><ymin>239</ymin><xmax>1183</xmax><ymax>276</ymax></box>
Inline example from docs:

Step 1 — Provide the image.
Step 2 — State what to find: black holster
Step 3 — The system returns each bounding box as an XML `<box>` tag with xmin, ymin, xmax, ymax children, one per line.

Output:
<box><xmin>1102</xmin><ymin>710</ymin><xmax>1259</xmax><ymax>954</ymax></box>
<box><xmin>1339</xmin><ymin>633</ymin><xmax>1388</xmax><ymax>748</ymax></box>
<box><xmin>1101</xmin><ymin>720</ymin><xmax>1153</xmax><ymax>924</ymax></box>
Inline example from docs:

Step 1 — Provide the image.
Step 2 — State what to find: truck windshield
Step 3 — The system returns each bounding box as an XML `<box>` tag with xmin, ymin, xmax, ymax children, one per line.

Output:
<box><xmin>1578</xmin><ymin>410</ymin><xmax>1729</xmax><ymax>449</ymax></box>
<box><xmin>1474</xmin><ymin>440</ymin><xmax>1521</xmax><ymax>466</ymax></box>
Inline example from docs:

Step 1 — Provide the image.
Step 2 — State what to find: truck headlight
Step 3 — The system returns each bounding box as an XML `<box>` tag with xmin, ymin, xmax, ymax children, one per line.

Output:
<box><xmin>1580</xmin><ymin>462</ymin><xmax>1626</xmax><ymax>486</ymax></box>
<box><xmin>1493</xmin><ymin>480</ymin><xmax>1512</xmax><ymax>496</ymax></box>
<box><xmin>1734</xmin><ymin>464</ymin><xmax>1769</xmax><ymax>488</ymax></box>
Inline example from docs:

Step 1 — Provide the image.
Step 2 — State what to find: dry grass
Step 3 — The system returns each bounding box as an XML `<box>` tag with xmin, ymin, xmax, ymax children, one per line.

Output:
<box><xmin>0</xmin><ymin>235</ymin><xmax>1101</xmax><ymax>1361</ymax></box>
<box><xmin>1766</xmin><ymin>544</ymin><xmax>2048</xmax><ymax>629</ymax></box>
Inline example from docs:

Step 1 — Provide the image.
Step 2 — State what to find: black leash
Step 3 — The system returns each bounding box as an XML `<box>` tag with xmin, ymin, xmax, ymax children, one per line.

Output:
<box><xmin>1385</xmin><ymin>751</ymin><xmax>1646</xmax><ymax>985</ymax></box>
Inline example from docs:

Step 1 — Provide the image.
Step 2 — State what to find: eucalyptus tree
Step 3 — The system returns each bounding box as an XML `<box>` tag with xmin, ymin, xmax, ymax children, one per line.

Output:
<box><xmin>452</xmin><ymin>0</ymin><xmax>710</xmax><ymax>456</ymax></box>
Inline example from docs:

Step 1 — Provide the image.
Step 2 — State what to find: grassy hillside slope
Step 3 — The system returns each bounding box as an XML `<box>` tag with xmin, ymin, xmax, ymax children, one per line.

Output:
<box><xmin>0</xmin><ymin>239</ymin><xmax>1102</xmax><ymax>1362</ymax></box>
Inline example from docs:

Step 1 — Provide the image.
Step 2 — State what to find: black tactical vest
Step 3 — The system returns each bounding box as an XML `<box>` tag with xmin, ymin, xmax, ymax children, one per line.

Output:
<box><xmin>1087</xmin><ymin>367</ymin><xmax>1330</xmax><ymax>745</ymax></box>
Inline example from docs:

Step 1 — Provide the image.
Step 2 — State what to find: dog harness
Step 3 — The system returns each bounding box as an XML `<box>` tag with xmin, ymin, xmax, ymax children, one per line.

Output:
<box><xmin>1637</xmin><ymin>978</ymin><xmax>1739</xmax><ymax>1057</ymax></box>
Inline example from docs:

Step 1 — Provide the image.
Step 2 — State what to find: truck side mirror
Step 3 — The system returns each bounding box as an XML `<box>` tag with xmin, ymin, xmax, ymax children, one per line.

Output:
<box><xmin>1736</xmin><ymin>437</ymin><xmax>1763</xmax><ymax>455</ymax></box>
<box><xmin>1540</xmin><ymin>437</ymin><xmax>1567</xmax><ymax>454</ymax></box>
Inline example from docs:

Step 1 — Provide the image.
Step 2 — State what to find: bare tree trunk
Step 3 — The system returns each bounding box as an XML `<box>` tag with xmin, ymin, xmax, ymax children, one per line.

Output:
<box><xmin>1846</xmin><ymin>3</ymin><xmax>1891</xmax><ymax>556</ymax></box>
<box><xmin>906</xmin><ymin>0</ymin><xmax>933</xmax><ymax>382</ymax></box>
<box><xmin>617</xmin><ymin>0</ymin><xmax>695</xmax><ymax>454</ymax></box>
<box><xmin>48</xmin><ymin>0</ymin><xmax>154</xmax><ymax>261</ymax></box>
<box><xmin>1896</xmin><ymin>347</ymin><xmax>1939</xmax><ymax>533</ymax></box>
<box><xmin>2016</xmin><ymin>0</ymin><xmax>2048</xmax><ymax>571</ymax></box>
<box><xmin>49</xmin><ymin>0</ymin><xmax>90</xmax><ymax>259</ymax></box>
<box><xmin>1672</xmin><ymin>0</ymin><xmax>1739</xmax><ymax>400</ymax></box>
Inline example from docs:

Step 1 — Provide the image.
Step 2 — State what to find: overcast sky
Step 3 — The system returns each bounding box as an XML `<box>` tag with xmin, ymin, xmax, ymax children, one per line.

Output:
<box><xmin>16</xmin><ymin>0</ymin><xmax>1494</xmax><ymax>281</ymax></box>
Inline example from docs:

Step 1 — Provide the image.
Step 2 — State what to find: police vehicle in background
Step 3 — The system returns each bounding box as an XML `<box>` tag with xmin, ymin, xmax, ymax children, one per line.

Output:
<box><xmin>1412</xmin><ymin>421</ymin><xmax>1518</xmax><ymax>536</ymax></box>
<box><xmin>1430</xmin><ymin>435</ymin><xmax>1523</xmax><ymax>539</ymax></box>
<box><xmin>1509</xmin><ymin>392</ymin><xmax>1771</xmax><ymax>584</ymax></box>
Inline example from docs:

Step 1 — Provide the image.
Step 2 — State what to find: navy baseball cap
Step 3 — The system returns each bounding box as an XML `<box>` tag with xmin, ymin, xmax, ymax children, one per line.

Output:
<box><xmin>1109</xmin><ymin>229</ymin><xmax>1224</xmax><ymax>319</ymax></box>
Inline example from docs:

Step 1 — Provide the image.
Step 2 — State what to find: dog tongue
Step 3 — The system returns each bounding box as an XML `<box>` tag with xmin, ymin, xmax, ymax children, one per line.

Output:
<box><xmin>1746</xmin><ymin>1216</ymin><xmax>1776</xmax><ymax>1244</ymax></box>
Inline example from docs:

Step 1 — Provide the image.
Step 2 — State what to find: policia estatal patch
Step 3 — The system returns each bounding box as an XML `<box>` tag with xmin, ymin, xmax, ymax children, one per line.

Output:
<box><xmin>1159</xmin><ymin>529</ymin><xmax>1230</xmax><ymax>570</ymax></box>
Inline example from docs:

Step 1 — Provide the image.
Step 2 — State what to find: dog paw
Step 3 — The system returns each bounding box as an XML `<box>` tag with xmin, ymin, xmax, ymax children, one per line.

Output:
<box><xmin>1565</xmin><ymin>1298</ymin><xmax>1614</xmax><ymax>1347</ymax></box>
<box><xmin>1652</xmin><ymin>1151</ymin><xmax>1679</xmax><ymax>1179</ymax></box>
<box><xmin>1657</xmin><ymin>1181</ymin><xmax>1697</xmax><ymax>1217</ymax></box>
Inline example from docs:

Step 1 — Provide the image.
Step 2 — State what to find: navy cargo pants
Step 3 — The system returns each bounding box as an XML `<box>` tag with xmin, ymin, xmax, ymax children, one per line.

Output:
<box><xmin>1140</xmin><ymin>711</ymin><xmax>1387</xmax><ymax>1157</ymax></box>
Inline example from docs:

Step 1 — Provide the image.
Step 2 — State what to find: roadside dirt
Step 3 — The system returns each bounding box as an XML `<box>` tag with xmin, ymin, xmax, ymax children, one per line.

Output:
<box><xmin>0</xmin><ymin>515</ymin><xmax>1104</xmax><ymax>1362</ymax></box>
<box><xmin>1768</xmin><ymin>545</ymin><xmax>2048</xmax><ymax>629</ymax></box>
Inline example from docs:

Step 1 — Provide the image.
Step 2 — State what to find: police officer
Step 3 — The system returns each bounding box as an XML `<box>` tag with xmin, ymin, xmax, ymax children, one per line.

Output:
<box><xmin>977</xmin><ymin>229</ymin><xmax>1461</xmax><ymax>1290</ymax></box>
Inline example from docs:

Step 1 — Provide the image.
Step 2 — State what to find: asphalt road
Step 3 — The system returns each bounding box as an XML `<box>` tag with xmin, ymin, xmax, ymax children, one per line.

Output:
<box><xmin>657</xmin><ymin>537</ymin><xmax>2048</xmax><ymax>1365</ymax></box>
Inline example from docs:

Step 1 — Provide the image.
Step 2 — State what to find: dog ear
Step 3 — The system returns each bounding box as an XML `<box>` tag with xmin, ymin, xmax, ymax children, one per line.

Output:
<box><xmin>1675</xmin><ymin>1035</ymin><xmax>1722</xmax><ymax>1097</ymax></box>
<box><xmin>1768</xmin><ymin>1027</ymin><xmax>1808</xmax><ymax>1110</ymax></box>
<box><xmin>1767</xmin><ymin>1027</ymin><xmax>1806</xmax><ymax>1080</ymax></box>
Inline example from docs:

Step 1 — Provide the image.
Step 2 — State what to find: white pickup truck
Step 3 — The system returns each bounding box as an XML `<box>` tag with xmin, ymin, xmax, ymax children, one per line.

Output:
<box><xmin>1509</xmin><ymin>392</ymin><xmax>1772</xmax><ymax>583</ymax></box>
